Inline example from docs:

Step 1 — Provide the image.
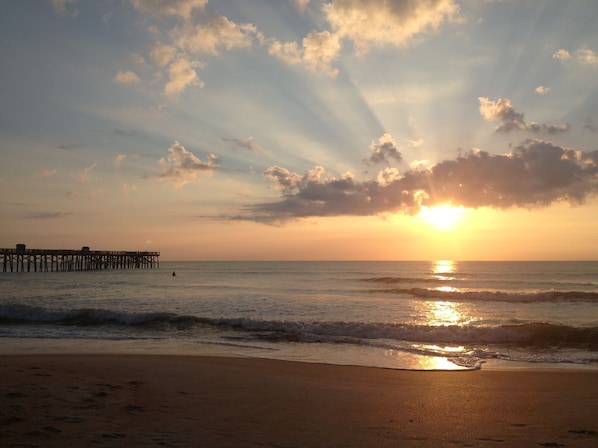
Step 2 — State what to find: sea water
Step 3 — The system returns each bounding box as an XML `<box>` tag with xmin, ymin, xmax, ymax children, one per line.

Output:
<box><xmin>0</xmin><ymin>261</ymin><xmax>596</xmax><ymax>370</ymax></box>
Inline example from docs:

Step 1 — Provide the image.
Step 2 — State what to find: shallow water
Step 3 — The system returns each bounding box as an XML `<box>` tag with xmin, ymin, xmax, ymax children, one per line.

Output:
<box><xmin>1</xmin><ymin>260</ymin><xmax>597</xmax><ymax>370</ymax></box>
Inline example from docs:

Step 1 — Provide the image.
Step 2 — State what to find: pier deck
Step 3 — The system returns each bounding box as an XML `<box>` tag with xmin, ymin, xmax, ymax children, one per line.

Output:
<box><xmin>1</xmin><ymin>245</ymin><xmax>160</xmax><ymax>272</ymax></box>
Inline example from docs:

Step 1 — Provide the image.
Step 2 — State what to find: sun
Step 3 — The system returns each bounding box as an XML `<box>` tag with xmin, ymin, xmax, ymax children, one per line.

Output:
<box><xmin>418</xmin><ymin>204</ymin><xmax>465</xmax><ymax>231</ymax></box>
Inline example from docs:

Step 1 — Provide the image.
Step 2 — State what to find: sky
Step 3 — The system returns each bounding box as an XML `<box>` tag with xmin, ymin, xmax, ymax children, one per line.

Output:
<box><xmin>1</xmin><ymin>0</ymin><xmax>597</xmax><ymax>261</ymax></box>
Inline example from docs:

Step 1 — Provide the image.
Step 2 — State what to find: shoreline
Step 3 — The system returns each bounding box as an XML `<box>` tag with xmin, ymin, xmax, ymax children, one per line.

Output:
<box><xmin>2</xmin><ymin>353</ymin><xmax>597</xmax><ymax>447</ymax></box>
<box><xmin>1</xmin><ymin>337</ymin><xmax>597</xmax><ymax>372</ymax></box>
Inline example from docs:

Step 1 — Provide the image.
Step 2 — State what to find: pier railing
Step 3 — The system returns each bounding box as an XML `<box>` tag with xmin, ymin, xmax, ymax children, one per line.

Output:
<box><xmin>1</xmin><ymin>247</ymin><xmax>160</xmax><ymax>272</ymax></box>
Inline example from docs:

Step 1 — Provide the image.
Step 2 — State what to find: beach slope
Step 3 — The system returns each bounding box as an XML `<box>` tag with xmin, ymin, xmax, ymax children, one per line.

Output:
<box><xmin>1</xmin><ymin>355</ymin><xmax>597</xmax><ymax>447</ymax></box>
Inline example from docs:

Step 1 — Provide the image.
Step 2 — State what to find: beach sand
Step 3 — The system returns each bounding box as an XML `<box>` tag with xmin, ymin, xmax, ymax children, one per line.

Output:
<box><xmin>1</xmin><ymin>355</ymin><xmax>597</xmax><ymax>447</ymax></box>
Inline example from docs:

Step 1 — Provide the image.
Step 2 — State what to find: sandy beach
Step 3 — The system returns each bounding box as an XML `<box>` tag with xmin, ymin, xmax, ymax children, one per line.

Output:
<box><xmin>1</xmin><ymin>355</ymin><xmax>597</xmax><ymax>447</ymax></box>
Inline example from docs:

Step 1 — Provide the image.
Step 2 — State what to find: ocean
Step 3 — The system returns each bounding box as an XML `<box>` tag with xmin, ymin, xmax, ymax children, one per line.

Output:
<box><xmin>1</xmin><ymin>260</ymin><xmax>596</xmax><ymax>371</ymax></box>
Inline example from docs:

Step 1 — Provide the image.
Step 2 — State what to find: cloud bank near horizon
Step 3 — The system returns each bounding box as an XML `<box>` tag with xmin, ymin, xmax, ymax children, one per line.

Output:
<box><xmin>234</xmin><ymin>138</ymin><xmax>598</xmax><ymax>224</ymax></box>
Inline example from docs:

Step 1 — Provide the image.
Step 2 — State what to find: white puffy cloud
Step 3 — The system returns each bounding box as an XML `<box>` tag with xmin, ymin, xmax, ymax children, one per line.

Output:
<box><xmin>324</xmin><ymin>0</ymin><xmax>459</xmax><ymax>55</ymax></box>
<box><xmin>157</xmin><ymin>140</ymin><xmax>219</xmax><ymax>186</ymax></box>
<box><xmin>552</xmin><ymin>49</ymin><xmax>571</xmax><ymax>61</ymax></box>
<box><xmin>269</xmin><ymin>31</ymin><xmax>340</xmax><ymax>77</ymax></box>
<box><xmin>164</xmin><ymin>57</ymin><xmax>203</xmax><ymax>97</ymax></box>
<box><xmin>575</xmin><ymin>48</ymin><xmax>598</xmax><ymax>65</ymax></box>
<box><xmin>171</xmin><ymin>16</ymin><xmax>259</xmax><ymax>55</ymax></box>
<box><xmin>553</xmin><ymin>47</ymin><xmax>598</xmax><ymax>66</ymax></box>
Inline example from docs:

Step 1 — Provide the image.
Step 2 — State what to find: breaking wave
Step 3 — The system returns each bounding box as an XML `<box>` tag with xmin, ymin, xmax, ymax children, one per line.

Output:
<box><xmin>1</xmin><ymin>303</ymin><xmax>596</xmax><ymax>349</ymax></box>
<box><xmin>371</xmin><ymin>286</ymin><xmax>598</xmax><ymax>303</ymax></box>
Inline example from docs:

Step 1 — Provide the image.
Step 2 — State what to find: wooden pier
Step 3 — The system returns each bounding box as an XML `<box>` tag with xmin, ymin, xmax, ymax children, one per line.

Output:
<box><xmin>1</xmin><ymin>244</ymin><xmax>160</xmax><ymax>273</ymax></box>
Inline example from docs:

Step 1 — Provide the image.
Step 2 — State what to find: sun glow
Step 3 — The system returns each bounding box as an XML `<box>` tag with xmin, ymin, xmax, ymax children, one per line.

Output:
<box><xmin>418</xmin><ymin>205</ymin><xmax>465</xmax><ymax>230</ymax></box>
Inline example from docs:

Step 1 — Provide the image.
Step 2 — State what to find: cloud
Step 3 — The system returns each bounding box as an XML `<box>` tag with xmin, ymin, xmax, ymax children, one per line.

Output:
<box><xmin>122</xmin><ymin>184</ymin><xmax>137</xmax><ymax>194</ymax></box>
<box><xmin>264</xmin><ymin>166</ymin><xmax>303</xmax><ymax>192</ymax></box>
<box><xmin>114</xmin><ymin>154</ymin><xmax>127</xmax><ymax>168</ymax></box>
<box><xmin>114</xmin><ymin>70</ymin><xmax>140</xmax><ymax>84</ymax></box>
<box><xmin>129</xmin><ymin>0</ymin><xmax>260</xmax><ymax>96</ymax></box>
<box><xmin>171</xmin><ymin>15</ymin><xmax>260</xmax><ymax>56</ymax></box>
<box><xmin>552</xmin><ymin>49</ymin><xmax>571</xmax><ymax>62</ymax></box>
<box><xmin>156</xmin><ymin>140</ymin><xmax>220</xmax><ymax>186</ymax></box>
<box><xmin>535</xmin><ymin>85</ymin><xmax>550</xmax><ymax>95</ymax></box>
<box><xmin>51</xmin><ymin>0</ymin><xmax>78</xmax><ymax>18</ymax></box>
<box><xmin>553</xmin><ymin>48</ymin><xmax>598</xmax><ymax>66</ymax></box>
<box><xmin>77</xmin><ymin>162</ymin><xmax>97</xmax><ymax>184</ymax></box>
<box><xmin>222</xmin><ymin>137</ymin><xmax>262</xmax><ymax>152</ymax></box>
<box><xmin>324</xmin><ymin>0</ymin><xmax>459</xmax><ymax>55</ymax></box>
<box><xmin>479</xmin><ymin>97</ymin><xmax>570</xmax><ymax>134</ymax></box>
<box><xmin>269</xmin><ymin>30</ymin><xmax>341</xmax><ymax>77</ymax></box>
<box><xmin>575</xmin><ymin>48</ymin><xmax>598</xmax><ymax>65</ymax></box>
<box><xmin>35</xmin><ymin>169</ymin><xmax>57</xmax><ymax>178</ymax></box>
<box><xmin>27</xmin><ymin>210</ymin><xmax>74</xmax><ymax>219</ymax></box>
<box><xmin>129</xmin><ymin>0</ymin><xmax>207</xmax><ymax>20</ymax></box>
<box><xmin>150</xmin><ymin>43</ymin><xmax>177</xmax><ymax>67</ymax></box>
<box><xmin>271</xmin><ymin>0</ymin><xmax>459</xmax><ymax>76</ymax></box>
<box><xmin>164</xmin><ymin>57</ymin><xmax>203</xmax><ymax>97</ymax></box>
<box><xmin>292</xmin><ymin>0</ymin><xmax>311</xmax><ymax>12</ymax></box>
<box><xmin>238</xmin><ymin>139</ymin><xmax>598</xmax><ymax>224</ymax></box>
<box><xmin>364</xmin><ymin>133</ymin><xmax>402</xmax><ymax>166</ymax></box>
<box><xmin>583</xmin><ymin>118</ymin><xmax>598</xmax><ymax>133</ymax></box>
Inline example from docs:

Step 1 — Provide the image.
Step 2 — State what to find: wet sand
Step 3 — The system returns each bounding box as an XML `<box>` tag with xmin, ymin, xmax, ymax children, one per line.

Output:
<box><xmin>1</xmin><ymin>354</ymin><xmax>597</xmax><ymax>447</ymax></box>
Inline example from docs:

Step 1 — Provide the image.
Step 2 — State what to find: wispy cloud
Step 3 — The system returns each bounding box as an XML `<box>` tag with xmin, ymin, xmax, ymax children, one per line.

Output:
<box><xmin>114</xmin><ymin>154</ymin><xmax>127</xmax><ymax>168</ymax></box>
<box><xmin>27</xmin><ymin>210</ymin><xmax>74</xmax><ymax>219</ymax></box>
<box><xmin>114</xmin><ymin>70</ymin><xmax>140</xmax><ymax>84</ymax></box>
<box><xmin>222</xmin><ymin>136</ymin><xmax>262</xmax><ymax>152</ymax></box>
<box><xmin>51</xmin><ymin>0</ymin><xmax>78</xmax><ymax>18</ymax></box>
<box><xmin>35</xmin><ymin>169</ymin><xmax>57</xmax><ymax>178</ymax></box>
<box><xmin>77</xmin><ymin>161</ymin><xmax>97</xmax><ymax>184</ymax></box>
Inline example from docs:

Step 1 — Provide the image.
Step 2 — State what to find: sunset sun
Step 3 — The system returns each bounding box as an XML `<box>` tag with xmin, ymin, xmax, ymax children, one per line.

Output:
<box><xmin>418</xmin><ymin>205</ymin><xmax>465</xmax><ymax>231</ymax></box>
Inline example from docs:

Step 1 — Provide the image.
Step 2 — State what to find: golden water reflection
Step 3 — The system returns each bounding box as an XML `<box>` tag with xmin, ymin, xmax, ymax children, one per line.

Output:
<box><xmin>432</xmin><ymin>260</ymin><xmax>455</xmax><ymax>275</ymax></box>
<box><xmin>426</xmin><ymin>300</ymin><xmax>472</xmax><ymax>326</ymax></box>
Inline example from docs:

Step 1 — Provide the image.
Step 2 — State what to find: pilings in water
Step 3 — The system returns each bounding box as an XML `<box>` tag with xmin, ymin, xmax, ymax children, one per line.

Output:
<box><xmin>1</xmin><ymin>244</ymin><xmax>160</xmax><ymax>273</ymax></box>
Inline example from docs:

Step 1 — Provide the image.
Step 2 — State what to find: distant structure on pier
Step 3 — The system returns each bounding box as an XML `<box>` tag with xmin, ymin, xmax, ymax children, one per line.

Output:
<box><xmin>1</xmin><ymin>244</ymin><xmax>160</xmax><ymax>273</ymax></box>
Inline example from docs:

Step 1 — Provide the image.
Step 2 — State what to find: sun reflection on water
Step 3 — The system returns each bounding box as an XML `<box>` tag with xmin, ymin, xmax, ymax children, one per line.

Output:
<box><xmin>432</xmin><ymin>260</ymin><xmax>455</xmax><ymax>275</ymax></box>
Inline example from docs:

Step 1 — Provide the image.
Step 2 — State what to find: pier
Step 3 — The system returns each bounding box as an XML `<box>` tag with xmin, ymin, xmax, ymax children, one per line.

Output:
<box><xmin>1</xmin><ymin>244</ymin><xmax>160</xmax><ymax>272</ymax></box>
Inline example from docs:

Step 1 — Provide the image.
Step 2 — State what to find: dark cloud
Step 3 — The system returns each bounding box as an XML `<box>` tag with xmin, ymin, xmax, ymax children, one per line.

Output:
<box><xmin>479</xmin><ymin>97</ymin><xmax>570</xmax><ymax>135</ymax></box>
<box><xmin>583</xmin><ymin>118</ymin><xmax>598</xmax><ymax>133</ymax></box>
<box><xmin>364</xmin><ymin>133</ymin><xmax>402</xmax><ymax>166</ymax></box>
<box><xmin>239</xmin><ymin>139</ymin><xmax>598</xmax><ymax>224</ymax></box>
